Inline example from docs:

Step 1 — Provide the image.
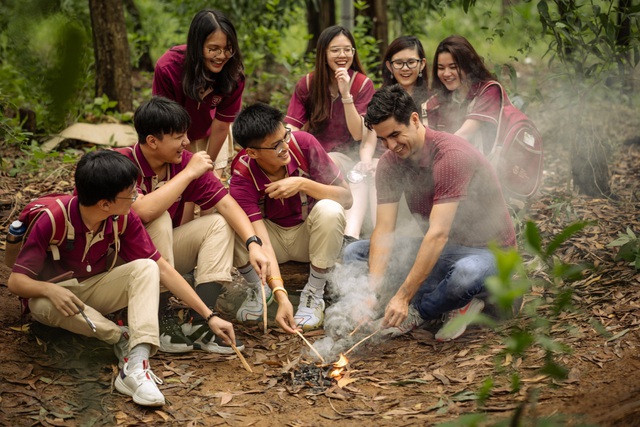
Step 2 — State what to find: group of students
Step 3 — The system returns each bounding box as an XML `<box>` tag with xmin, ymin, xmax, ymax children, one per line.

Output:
<box><xmin>6</xmin><ymin>8</ymin><xmax>523</xmax><ymax>408</ymax></box>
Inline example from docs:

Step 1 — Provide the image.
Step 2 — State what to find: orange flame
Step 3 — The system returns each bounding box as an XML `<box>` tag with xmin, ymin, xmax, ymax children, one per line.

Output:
<box><xmin>328</xmin><ymin>353</ymin><xmax>349</xmax><ymax>378</ymax></box>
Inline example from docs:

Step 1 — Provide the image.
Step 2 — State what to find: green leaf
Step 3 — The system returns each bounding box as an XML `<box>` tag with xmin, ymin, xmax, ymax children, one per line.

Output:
<box><xmin>545</xmin><ymin>221</ymin><xmax>591</xmax><ymax>258</ymax></box>
<box><xmin>524</xmin><ymin>221</ymin><xmax>543</xmax><ymax>258</ymax></box>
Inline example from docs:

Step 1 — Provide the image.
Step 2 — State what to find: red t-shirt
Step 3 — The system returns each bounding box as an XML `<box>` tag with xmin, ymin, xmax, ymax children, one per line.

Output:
<box><xmin>284</xmin><ymin>70</ymin><xmax>374</xmax><ymax>156</ymax></box>
<box><xmin>229</xmin><ymin>131</ymin><xmax>343</xmax><ymax>228</ymax></box>
<box><xmin>376</xmin><ymin>127</ymin><xmax>515</xmax><ymax>248</ymax></box>
<box><xmin>12</xmin><ymin>197</ymin><xmax>160</xmax><ymax>281</ymax></box>
<box><xmin>425</xmin><ymin>81</ymin><xmax>501</xmax><ymax>155</ymax></box>
<box><xmin>152</xmin><ymin>45</ymin><xmax>244</xmax><ymax>141</ymax></box>
<box><xmin>116</xmin><ymin>144</ymin><xmax>228</xmax><ymax>228</ymax></box>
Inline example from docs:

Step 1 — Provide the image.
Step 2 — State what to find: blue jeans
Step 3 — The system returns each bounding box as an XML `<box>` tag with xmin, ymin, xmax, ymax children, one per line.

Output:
<box><xmin>342</xmin><ymin>238</ymin><xmax>496</xmax><ymax>320</ymax></box>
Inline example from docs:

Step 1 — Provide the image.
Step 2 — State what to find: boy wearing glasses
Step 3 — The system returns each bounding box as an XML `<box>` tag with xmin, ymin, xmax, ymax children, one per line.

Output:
<box><xmin>230</xmin><ymin>103</ymin><xmax>353</xmax><ymax>331</ymax></box>
<box><xmin>116</xmin><ymin>97</ymin><xmax>271</xmax><ymax>354</ymax></box>
<box><xmin>7</xmin><ymin>150</ymin><xmax>238</xmax><ymax>407</ymax></box>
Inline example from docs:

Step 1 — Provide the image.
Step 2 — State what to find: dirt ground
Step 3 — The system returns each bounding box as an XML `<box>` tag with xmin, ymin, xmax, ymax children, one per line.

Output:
<box><xmin>1</xmin><ymin>106</ymin><xmax>640</xmax><ymax>426</ymax></box>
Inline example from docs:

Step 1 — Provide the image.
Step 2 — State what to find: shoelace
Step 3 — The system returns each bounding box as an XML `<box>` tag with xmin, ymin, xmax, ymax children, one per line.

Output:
<box><xmin>302</xmin><ymin>292</ymin><xmax>322</xmax><ymax>309</ymax></box>
<box><xmin>130</xmin><ymin>365</ymin><xmax>163</xmax><ymax>385</ymax></box>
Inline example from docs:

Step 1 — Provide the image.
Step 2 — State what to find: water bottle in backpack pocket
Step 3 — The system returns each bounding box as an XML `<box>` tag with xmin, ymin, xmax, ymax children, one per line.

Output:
<box><xmin>4</xmin><ymin>220</ymin><xmax>27</xmax><ymax>268</ymax></box>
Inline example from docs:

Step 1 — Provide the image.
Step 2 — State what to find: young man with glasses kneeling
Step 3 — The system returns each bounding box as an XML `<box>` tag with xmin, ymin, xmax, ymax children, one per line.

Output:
<box><xmin>230</xmin><ymin>103</ymin><xmax>353</xmax><ymax>331</ymax></box>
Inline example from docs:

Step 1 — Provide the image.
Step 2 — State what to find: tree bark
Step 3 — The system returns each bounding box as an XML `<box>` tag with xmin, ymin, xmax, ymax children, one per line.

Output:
<box><xmin>358</xmin><ymin>0</ymin><xmax>388</xmax><ymax>63</ymax></box>
<box><xmin>305</xmin><ymin>0</ymin><xmax>336</xmax><ymax>54</ymax></box>
<box><xmin>89</xmin><ymin>0</ymin><xmax>133</xmax><ymax>113</ymax></box>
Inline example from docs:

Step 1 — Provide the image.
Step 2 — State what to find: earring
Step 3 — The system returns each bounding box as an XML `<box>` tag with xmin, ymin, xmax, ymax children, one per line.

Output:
<box><xmin>391</xmin><ymin>74</ymin><xmax>395</xmax><ymax>80</ymax></box>
<box><xmin>419</xmin><ymin>71</ymin><xmax>423</xmax><ymax>78</ymax></box>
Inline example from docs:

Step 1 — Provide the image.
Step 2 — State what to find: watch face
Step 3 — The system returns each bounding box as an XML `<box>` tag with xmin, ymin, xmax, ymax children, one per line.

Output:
<box><xmin>246</xmin><ymin>235</ymin><xmax>262</xmax><ymax>249</ymax></box>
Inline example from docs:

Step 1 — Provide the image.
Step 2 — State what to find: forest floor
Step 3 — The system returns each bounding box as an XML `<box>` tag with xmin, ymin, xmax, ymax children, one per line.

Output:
<box><xmin>1</xmin><ymin>99</ymin><xmax>640</xmax><ymax>427</ymax></box>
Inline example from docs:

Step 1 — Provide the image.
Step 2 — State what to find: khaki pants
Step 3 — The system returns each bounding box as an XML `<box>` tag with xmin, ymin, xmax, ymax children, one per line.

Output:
<box><xmin>29</xmin><ymin>259</ymin><xmax>161</xmax><ymax>352</ymax></box>
<box><xmin>145</xmin><ymin>211</ymin><xmax>234</xmax><ymax>286</ymax></box>
<box><xmin>234</xmin><ymin>199</ymin><xmax>345</xmax><ymax>269</ymax></box>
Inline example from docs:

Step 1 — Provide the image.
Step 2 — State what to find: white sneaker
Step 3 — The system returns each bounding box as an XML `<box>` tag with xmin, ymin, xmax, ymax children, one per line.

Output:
<box><xmin>435</xmin><ymin>298</ymin><xmax>485</xmax><ymax>342</ymax></box>
<box><xmin>181</xmin><ymin>321</ymin><xmax>245</xmax><ymax>354</ymax></box>
<box><xmin>236</xmin><ymin>285</ymin><xmax>274</xmax><ymax>322</ymax></box>
<box><xmin>114</xmin><ymin>360</ymin><xmax>165</xmax><ymax>406</ymax></box>
<box><xmin>380</xmin><ymin>305</ymin><xmax>425</xmax><ymax>338</ymax></box>
<box><xmin>294</xmin><ymin>288</ymin><xmax>325</xmax><ymax>331</ymax></box>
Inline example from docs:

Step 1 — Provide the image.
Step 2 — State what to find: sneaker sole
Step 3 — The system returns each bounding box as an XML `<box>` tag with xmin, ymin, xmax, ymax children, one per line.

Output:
<box><xmin>114</xmin><ymin>376</ymin><xmax>165</xmax><ymax>407</ymax></box>
<box><xmin>158</xmin><ymin>343</ymin><xmax>194</xmax><ymax>353</ymax></box>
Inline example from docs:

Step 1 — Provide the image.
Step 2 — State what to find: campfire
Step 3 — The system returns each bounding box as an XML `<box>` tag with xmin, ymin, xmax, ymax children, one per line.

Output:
<box><xmin>283</xmin><ymin>353</ymin><xmax>350</xmax><ymax>394</ymax></box>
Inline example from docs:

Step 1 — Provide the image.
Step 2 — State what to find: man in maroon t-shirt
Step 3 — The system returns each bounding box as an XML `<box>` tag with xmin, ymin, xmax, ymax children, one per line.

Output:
<box><xmin>343</xmin><ymin>85</ymin><xmax>517</xmax><ymax>341</ymax></box>
<box><xmin>230</xmin><ymin>103</ymin><xmax>353</xmax><ymax>331</ymax></box>
<box><xmin>7</xmin><ymin>151</ymin><xmax>237</xmax><ymax>407</ymax></box>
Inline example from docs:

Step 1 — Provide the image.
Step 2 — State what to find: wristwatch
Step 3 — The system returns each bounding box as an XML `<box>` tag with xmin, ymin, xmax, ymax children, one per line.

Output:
<box><xmin>245</xmin><ymin>235</ymin><xmax>263</xmax><ymax>251</ymax></box>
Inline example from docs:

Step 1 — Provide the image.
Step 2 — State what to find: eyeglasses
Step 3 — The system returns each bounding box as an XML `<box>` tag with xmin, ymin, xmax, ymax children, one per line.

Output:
<box><xmin>250</xmin><ymin>128</ymin><xmax>292</xmax><ymax>155</ymax></box>
<box><xmin>116</xmin><ymin>192</ymin><xmax>138</xmax><ymax>203</ymax></box>
<box><xmin>204</xmin><ymin>46</ymin><xmax>235</xmax><ymax>58</ymax></box>
<box><xmin>390</xmin><ymin>58</ymin><xmax>421</xmax><ymax>70</ymax></box>
<box><xmin>328</xmin><ymin>46</ymin><xmax>355</xmax><ymax>57</ymax></box>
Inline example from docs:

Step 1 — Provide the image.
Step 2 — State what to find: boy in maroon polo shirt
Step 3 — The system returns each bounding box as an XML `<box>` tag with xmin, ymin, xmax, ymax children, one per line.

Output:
<box><xmin>7</xmin><ymin>150</ymin><xmax>237</xmax><ymax>407</ymax></box>
<box><xmin>230</xmin><ymin>103</ymin><xmax>353</xmax><ymax>331</ymax></box>
<box><xmin>343</xmin><ymin>85</ymin><xmax>516</xmax><ymax>341</ymax></box>
<box><xmin>117</xmin><ymin>97</ymin><xmax>270</xmax><ymax>353</ymax></box>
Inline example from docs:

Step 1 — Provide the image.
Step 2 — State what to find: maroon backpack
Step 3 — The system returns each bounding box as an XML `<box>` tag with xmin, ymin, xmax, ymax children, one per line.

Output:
<box><xmin>477</xmin><ymin>81</ymin><xmax>544</xmax><ymax>200</ymax></box>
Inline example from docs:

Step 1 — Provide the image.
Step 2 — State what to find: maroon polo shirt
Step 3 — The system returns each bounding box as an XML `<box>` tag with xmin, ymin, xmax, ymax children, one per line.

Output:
<box><xmin>12</xmin><ymin>197</ymin><xmax>160</xmax><ymax>281</ymax></box>
<box><xmin>229</xmin><ymin>131</ymin><xmax>343</xmax><ymax>228</ymax></box>
<box><xmin>376</xmin><ymin>127</ymin><xmax>516</xmax><ymax>248</ymax></box>
<box><xmin>116</xmin><ymin>144</ymin><xmax>228</xmax><ymax>228</ymax></box>
<box><xmin>426</xmin><ymin>81</ymin><xmax>501</xmax><ymax>155</ymax></box>
<box><xmin>152</xmin><ymin>45</ymin><xmax>244</xmax><ymax>141</ymax></box>
<box><xmin>285</xmin><ymin>70</ymin><xmax>374</xmax><ymax>156</ymax></box>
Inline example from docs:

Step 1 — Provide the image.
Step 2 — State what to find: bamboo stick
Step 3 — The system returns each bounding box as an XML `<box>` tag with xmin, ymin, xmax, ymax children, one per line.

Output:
<box><xmin>231</xmin><ymin>343</ymin><xmax>253</xmax><ymax>373</ymax></box>
<box><xmin>345</xmin><ymin>328</ymin><xmax>380</xmax><ymax>355</ymax></box>
<box><xmin>295</xmin><ymin>330</ymin><xmax>325</xmax><ymax>364</ymax></box>
<box><xmin>260</xmin><ymin>283</ymin><xmax>268</xmax><ymax>335</ymax></box>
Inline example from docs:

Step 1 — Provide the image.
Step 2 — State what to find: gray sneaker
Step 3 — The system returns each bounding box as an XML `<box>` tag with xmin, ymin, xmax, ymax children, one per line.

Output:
<box><xmin>435</xmin><ymin>298</ymin><xmax>485</xmax><ymax>342</ymax></box>
<box><xmin>380</xmin><ymin>305</ymin><xmax>425</xmax><ymax>338</ymax></box>
<box><xmin>236</xmin><ymin>285</ymin><xmax>274</xmax><ymax>322</ymax></box>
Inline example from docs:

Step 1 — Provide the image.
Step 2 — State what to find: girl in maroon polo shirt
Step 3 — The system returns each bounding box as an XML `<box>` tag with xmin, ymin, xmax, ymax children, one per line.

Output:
<box><xmin>285</xmin><ymin>25</ymin><xmax>377</xmax><ymax>241</ymax></box>
<box><xmin>381</xmin><ymin>36</ymin><xmax>429</xmax><ymax>113</ymax></box>
<box><xmin>153</xmin><ymin>9</ymin><xmax>244</xmax><ymax>175</ymax></box>
<box><xmin>425</xmin><ymin>35</ymin><xmax>506</xmax><ymax>157</ymax></box>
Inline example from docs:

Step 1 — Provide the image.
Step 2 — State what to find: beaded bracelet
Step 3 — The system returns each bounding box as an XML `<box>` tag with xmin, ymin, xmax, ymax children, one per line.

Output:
<box><xmin>205</xmin><ymin>311</ymin><xmax>218</xmax><ymax>323</ymax></box>
<box><xmin>267</xmin><ymin>276</ymin><xmax>284</xmax><ymax>285</ymax></box>
<box><xmin>271</xmin><ymin>286</ymin><xmax>288</xmax><ymax>297</ymax></box>
<box><xmin>341</xmin><ymin>96</ymin><xmax>354</xmax><ymax>104</ymax></box>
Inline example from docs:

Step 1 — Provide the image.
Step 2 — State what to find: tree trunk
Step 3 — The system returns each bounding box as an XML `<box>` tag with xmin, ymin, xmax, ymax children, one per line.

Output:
<box><xmin>616</xmin><ymin>0</ymin><xmax>633</xmax><ymax>92</ymax></box>
<box><xmin>305</xmin><ymin>0</ymin><xmax>336</xmax><ymax>54</ymax></box>
<box><xmin>123</xmin><ymin>0</ymin><xmax>154</xmax><ymax>72</ymax></box>
<box><xmin>358</xmin><ymin>0</ymin><xmax>388</xmax><ymax>63</ymax></box>
<box><xmin>89</xmin><ymin>0</ymin><xmax>133</xmax><ymax>113</ymax></box>
<box><xmin>571</xmin><ymin>120</ymin><xmax>614</xmax><ymax>198</ymax></box>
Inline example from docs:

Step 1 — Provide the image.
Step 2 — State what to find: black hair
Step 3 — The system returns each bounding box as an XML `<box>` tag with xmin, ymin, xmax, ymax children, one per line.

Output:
<box><xmin>75</xmin><ymin>150</ymin><xmax>139</xmax><ymax>206</ymax></box>
<box><xmin>232</xmin><ymin>103</ymin><xmax>284</xmax><ymax>149</ymax></box>
<box><xmin>431</xmin><ymin>35</ymin><xmax>495</xmax><ymax>99</ymax></box>
<box><xmin>364</xmin><ymin>84</ymin><xmax>418</xmax><ymax>130</ymax></box>
<box><xmin>183</xmin><ymin>9</ymin><xmax>243</xmax><ymax>101</ymax></box>
<box><xmin>381</xmin><ymin>35</ymin><xmax>429</xmax><ymax>108</ymax></box>
<box><xmin>134</xmin><ymin>96</ymin><xmax>191</xmax><ymax>143</ymax></box>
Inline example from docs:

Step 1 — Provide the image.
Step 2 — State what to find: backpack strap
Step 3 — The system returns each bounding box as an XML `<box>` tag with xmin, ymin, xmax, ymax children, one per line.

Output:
<box><xmin>476</xmin><ymin>80</ymin><xmax>505</xmax><ymax>162</ymax></box>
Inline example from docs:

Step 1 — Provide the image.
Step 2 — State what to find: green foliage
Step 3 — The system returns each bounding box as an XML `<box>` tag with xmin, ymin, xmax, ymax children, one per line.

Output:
<box><xmin>607</xmin><ymin>227</ymin><xmax>640</xmax><ymax>269</ymax></box>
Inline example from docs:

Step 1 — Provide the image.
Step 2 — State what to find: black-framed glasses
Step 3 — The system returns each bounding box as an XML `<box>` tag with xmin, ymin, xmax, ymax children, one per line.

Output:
<box><xmin>328</xmin><ymin>46</ymin><xmax>355</xmax><ymax>57</ymax></box>
<box><xmin>116</xmin><ymin>192</ymin><xmax>138</xmax><ymax>203</ymax></box>
<box><xmin>250</xmin><ymin>128</ymin><xmax>292</xmax><ymax>155</ymax></box>
<box><xmin>205</xmin><ymin>46</ymin><xmax>235</xmax><ymax>58</ymax></box>
<box><xmin>390</xmin><ymin>58</ymin><xmax>421</xmax><ymax>70</ymax></box>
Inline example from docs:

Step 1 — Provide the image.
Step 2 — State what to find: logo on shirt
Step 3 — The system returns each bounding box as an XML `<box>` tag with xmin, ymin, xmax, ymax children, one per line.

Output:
<box><xmin>211</xmin><ymin>96</ymin><xmax>223</xmax><ymax>107</ymax></box>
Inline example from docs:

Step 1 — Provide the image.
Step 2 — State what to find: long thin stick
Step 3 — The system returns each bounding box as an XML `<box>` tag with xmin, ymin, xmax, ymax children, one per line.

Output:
<box><xmin>295</xmin><ymin>330</ymin><xmax>325</xmax><ymax>364</ymax></box>
<box><xmin>260</xmin><ymin>283</ymin><xmax>268</xmax><ymax>334</ymax></box>
<box><xmin>345</xmin><ymin>328</ymin><xmax>380</xmax><ymax>356</ymax></box>
<box><xmin>348</xmin><ymin>320</ymin><xmax>366</xmax><ymax>337</ymax></box>
<box><xmin>231</xmin><ymin>343</ymin><xmax>253</xmax><ymax>373</ymax></box>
